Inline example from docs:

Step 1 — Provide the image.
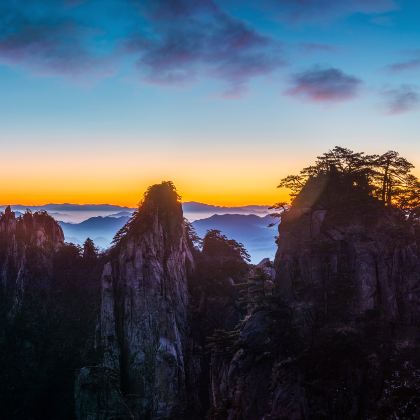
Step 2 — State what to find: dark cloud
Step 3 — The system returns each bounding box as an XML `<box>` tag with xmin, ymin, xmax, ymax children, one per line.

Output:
<box><xmin>126</xmin><ymin>0</ymin><xmax>284</xmax><ymax>96</ymax></box>
<box><xmin>0</xmin><ymin>0</ymin><xmax>284</xmax><ymax>93</ymax></box>
<box><xmin>286</xmin><ymin>67</ymin><xmax>361</xmax><ymax>102</ymax></box>
<box><xmin>0</xmin><ymin>0</ymin><xmax>110</xmax><ymax>78</ymax></box>
<box><xmin>382</xmin><ymin>85</ymin><xmax>420</xmax><ymax>114</ymax></box>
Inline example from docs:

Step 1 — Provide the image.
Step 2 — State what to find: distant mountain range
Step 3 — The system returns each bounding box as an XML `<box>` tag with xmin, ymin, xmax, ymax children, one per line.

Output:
<box><xmin>59</xmin><ymin>216</ymin><xmax>130</xmax><ymax>249</ymax></box>
<box><xmin>1</xmin><ymin>202</ymin><xmax>269</xmax><ymax>213</ymax></box>
<box><xmin>193</xmin><ymin>214</ymin><xmax>277</xmax><ymax>263</ymax></box>
<box><xmin>59</xmin><ymin>213</ymin><xmax>277</xmax><ymax>263</ymax></box>
<box><xmin>0</xmin><ymin>204</ymin><xmax>133</xmax><ymax>212</ymax></box>
<box><xmin>1</xmin><ymin>202</ymin><xmax>271</xmax><ymax>223</ymax></box>
<box><xmin>1</xmin><ymin>203</ymin><xmax>276</xmax><ymax>262</ymax></box>
<box><xmin>0</xmin><ymin>204</ymin><xmax>134</xmax><ymax>223</ymax></box>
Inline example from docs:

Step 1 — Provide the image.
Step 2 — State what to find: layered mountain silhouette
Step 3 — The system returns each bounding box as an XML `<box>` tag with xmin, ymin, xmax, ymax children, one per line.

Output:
<box><xmin>59</xmin><ymin>216</ymin><xmax>130</xmax><ymax>249</ymax></box>
<box><xmin>193</xmin><ymin>214</ymin><xmax>277</xmax><ymax>262</ymax></box>
<box><xmin>0</xmin><ymin>202</ymin><xmax>269</xmax><ymax>223</ymax></box>
<box><xmin>2</xmin><ymin>203</ymin><xmax>273</xmax><ymax>262</ymax></box>
<box><xmin>59</xmin><ymin>213</ymin><xmax>277</xmax><ymax>262</ymax></box>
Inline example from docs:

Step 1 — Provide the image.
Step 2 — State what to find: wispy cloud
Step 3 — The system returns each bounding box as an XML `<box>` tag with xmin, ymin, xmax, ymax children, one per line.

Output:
<box><xmin>382</xmin><ymin>85</ymin><xmax>420</xmax><ymax>114</ymax></box>
<box><xmin>299</xmin><ymin>43</ymin><xmax>337</xmax><ymax>53</ymax></box>
<box><xmin>286</xmin><ymin>67</ymin><xmax>361</xmax><ymax>102</ymax></box>
<box><xmin>387</xmin><ymin>51</ymin><xmax>420</xmax><ymax>73</ymax></box>
<box><xmin>0</xmin><ymin>0</ymin><xmax>404</xmax><ymax>100</ymax></box>
<box><xmin>245</xmin><ymin>0</ymin><xmax>397</xmax><ymax>23</ymax></box>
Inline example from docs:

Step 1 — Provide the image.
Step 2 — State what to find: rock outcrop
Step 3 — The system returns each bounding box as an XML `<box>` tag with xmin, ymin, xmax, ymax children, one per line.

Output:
<box><xmin>0</xmin><ymin>207</ymin><xmax>101</xmax><ymax>420</ymax></box>
<box><xmin>0</xmin><ymin>207</ymin><xmax>64</xmax><ymax>317</ymax></box>
<box><xmin>274</xmin><ymin>172</ymin><xmax>420</xmax><ymax>324</ymax></box>
<box><xmin>208</xmin><ymin>172</ymin><xmax>420</xmax><ymax>419</ymax></box>
<box><xmin>76</xmin><ymin>182</ymin><xmax>195</xmax><ymax>419</ymax></box>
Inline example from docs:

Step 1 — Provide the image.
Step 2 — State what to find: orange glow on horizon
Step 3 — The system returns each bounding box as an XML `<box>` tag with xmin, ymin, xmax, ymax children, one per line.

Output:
<box><xmin>3</xmin><ymin>148</ymin><xmax>418</xmax><ymax>208</ymax></box>
<box><xmin>0</xmin><ymin>180</ymin><xmax>291</xmax><ymax>208</ymax></box>
<box><xmin>1</xmin><ymin>148</ymin><xmax>298</xmax><ymax>207</ymax></box>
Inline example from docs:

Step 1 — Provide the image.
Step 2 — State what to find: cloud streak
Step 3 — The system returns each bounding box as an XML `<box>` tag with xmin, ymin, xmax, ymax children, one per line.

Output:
<box><xmin>243</xmin><ymin>0</ymin><xmax>397</xmax><ymax>23</ymax></box>
<box><xmin>382</xmin><ymin>85</ymin><xmax>420</xmax><ymax>114</ymax></box>
<box><xmin>286</xmin><ymin>67</ymin><xmax>361</xmax><ymax>102</ymax></box>
<box><xmin>387</xmin><ymin>51</ymin><xmax>420</xmax><ymax>73</ymax></box>
<box><xmin>299</xmin><ymin>43</ymin><xmax>337</xmax><ymax>53</ymax></box>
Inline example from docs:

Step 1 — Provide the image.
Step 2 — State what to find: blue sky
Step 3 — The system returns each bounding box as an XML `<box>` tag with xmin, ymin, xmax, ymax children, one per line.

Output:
<box><xmin>0</xmin><ymin>0</ymin><xmax>419</xmax><ymax>205</ymax></box>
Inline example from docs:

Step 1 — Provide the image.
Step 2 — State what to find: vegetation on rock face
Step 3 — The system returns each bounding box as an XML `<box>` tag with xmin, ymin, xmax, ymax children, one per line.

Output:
<box><xmin>82</xmin><ymin>237</ymin><xmax>98</xmax><ymax>260</ymax></box>
<box><xmin>186</xmin><ymin>229</ymin><xmax>254</xmax><ymax>417</ymax></box>
<box><xmin>189</xmin><ymin>229</ymin><xmax>251</xmax><ymax>339</ymax></box>
<box><xmin>202</xmin><ymin>229</ymin><xmax>250</xmax><ymax>262</ymax></box>
<box><xmin>207</xmin><ymin>147</ymin><xmax>420</xmax><ymax>419</ymax></box>
<box><xmin>237</xmin><ymin>266</ymin><xmax>274</xmax><ymax>312</ymax></box>
<box><xmin>75</xmin><ymin>181</ymin><xmax>195</xmax><ymax>420</ymax></box>
<box><xmin>184</xmin><ymin>218</ymin><xmax>202</xmax><ymax>249</ymax></box>
<box><xmin>113</xmin><ymin>181</ymin><xmax>182</xmax><ymax>245</ymax></box>
<box><xmin>0</xmin><ymin>211</ymin><xmax>101</xmax><ymax>420</ymax></box>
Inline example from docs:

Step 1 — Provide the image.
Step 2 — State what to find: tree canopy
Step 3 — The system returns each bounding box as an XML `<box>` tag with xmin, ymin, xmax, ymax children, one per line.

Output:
<box><xmin>113</xmin><ymin>181</ymin><xmax>181</xmax><ymax>245</ymax></box>
<box><xmin>202</xmin><ymin>229</ymin><xmax>250</xmax><ymax>263</ymax></box>
<box><xmin>82</xmin><ymin>238</ymin><xmax>98</xmax><ymax>260</ymax></box>
<box><xmin>278</xmin><ymin>146</ymin><xmax>419</xmax><ymax>219</ymax></box>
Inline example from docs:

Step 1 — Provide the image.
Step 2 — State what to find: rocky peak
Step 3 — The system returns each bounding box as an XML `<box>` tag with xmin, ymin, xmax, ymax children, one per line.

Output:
<box><xmin>275</xmin><ymin>172</ymin><xmax>420</xmax><ymax>323</ymax></box>
<box><xmin>0</xmin><ymin>208</ymin><xmax>64</xmax><ymax>252</ymax></box>
<box><xmin>207</xmin><ymin>171</ymin><xmax>420</xmax><ymax>419</ymax></box>
<box><xmin>76</xmin><ymin>182</ymin><xmax>195</xmax><ymax>419</ymax></box>
<box><xmin>0</xmin><ymin>209</ymin><xmax>64</xmax><ymax>317</ymax></box>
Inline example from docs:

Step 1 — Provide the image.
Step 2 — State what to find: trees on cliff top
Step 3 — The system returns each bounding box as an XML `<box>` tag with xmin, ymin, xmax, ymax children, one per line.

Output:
<box><xmin>202</xmin><ymin>229</ymin><xmax>250</xmax><ymax>263</ymax></box>
<box><xmin>278</xmin><ymin>146</ymin><xmax>419</xmax><ymax>218</ymax></box>
<box><xmin>113</xmin><ymin>181</ymin><xmax>181</xmax><ymax>245</ymax></box>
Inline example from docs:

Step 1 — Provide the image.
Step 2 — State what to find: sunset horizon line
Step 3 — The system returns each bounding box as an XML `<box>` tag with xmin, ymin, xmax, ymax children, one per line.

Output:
<box><xmin>0</xmin><ymin>200</ymin><xmax>273</xmax><ymax>208</ymax></box>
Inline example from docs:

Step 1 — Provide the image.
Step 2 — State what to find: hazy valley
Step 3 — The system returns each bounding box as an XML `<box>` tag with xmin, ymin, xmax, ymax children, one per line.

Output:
<box><xmin>2</xmin><ymin>203</ymin><xmax>275</xmax><ymax>263</ymax></box>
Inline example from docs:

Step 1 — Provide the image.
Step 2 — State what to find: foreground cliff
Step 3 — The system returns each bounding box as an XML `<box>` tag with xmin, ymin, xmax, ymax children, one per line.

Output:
<box><xmin>208</xmin><ymin>170</ymin><xmax>420</xmax><ymax>419</ymax></box>
<box><xmin>0</xmin><ymin>207</ymin><xmax>64</xmax><ymax>317</ymax></box>
<box><xmin>76</xmin><ymin>182</ymin><xmax>195</xmax><ymax>419</ymax></box>
<box><xmin>0</xmin><ymin>208</ymin><xmax>101</xmax><ymax>420</ymax></box>
<box><xmin>275</xmin><ymin>172</ymin><xmax>420</xmax><ymax>324</ymax></box>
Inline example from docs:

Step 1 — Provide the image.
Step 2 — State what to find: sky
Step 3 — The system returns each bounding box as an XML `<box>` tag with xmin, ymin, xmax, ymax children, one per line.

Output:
<box><xmin>1</xmin><ymin>0</ymin><xmax>419</xmax><ymax>206</ymax></box>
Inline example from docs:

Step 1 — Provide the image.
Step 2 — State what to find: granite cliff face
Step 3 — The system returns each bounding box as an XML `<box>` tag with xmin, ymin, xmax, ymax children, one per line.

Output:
<box><xmin>76</xmin><ymin>182</ymin><xmax>195</xmax><ymax>419</ymax></box>
<box><xmin>0</xmin><ymin>207</ymin><xmax>64</xmax><ymax>317</ymax></box>
<box><xmin>208</xmin><ymin>172</ymin><xmax>420</xmax><ymax>419</ymax></box>
<box><xmin>0</xmin><ymin>207</ymin><xmax>100</xmax><ymax>420</ymax></box>
<box><xmin>274</xmin><ymin>173</ymin><xmax>420</xmax><ymax>324</ymax></box>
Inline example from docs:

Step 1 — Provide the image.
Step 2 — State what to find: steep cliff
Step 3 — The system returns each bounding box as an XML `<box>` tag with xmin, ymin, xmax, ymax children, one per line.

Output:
<box><xmin>187</xmin><ymin>229</ymin><xmax>253</xmax><ymax>416</ymax></box>
<box><xmin>0</xmin><ymin>208</ymin><xmax>101</xmax><ymax>420</ymax></box>
<box><xmin>275</xmin><ymin>171</ymin><xmax>420</xmax><ymax>324</ymax></box>
<box><xmin>0</xmin><ymin>207</ymin><xmax>64</xmax><ymax>317</ymax></box>
<box><xmin>76</xmin><ymin>182</ymin><xmax>195</xmax><ymax>419</ymax></box>
<box><xmin>208</xmin><ymin>171</ymin><xmax>420</xmax><ymax>419</ymax></box>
